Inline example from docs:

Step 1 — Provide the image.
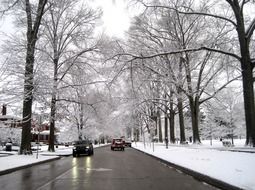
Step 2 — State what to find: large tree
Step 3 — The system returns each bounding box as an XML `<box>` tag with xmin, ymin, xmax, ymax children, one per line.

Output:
<box><xmin>20</xmin><ymin>0</ymin><xmax>48</xmax><ymax>154</ymax></box>
<box><xmin>40</xmin><ymin>0</ymin><xmax>101</xmax><ymax>151</ymax></box>
<box><xmin>1</xmin><ymin>0</ymin><xmax>48</xmax><ymax>154</ymax></box>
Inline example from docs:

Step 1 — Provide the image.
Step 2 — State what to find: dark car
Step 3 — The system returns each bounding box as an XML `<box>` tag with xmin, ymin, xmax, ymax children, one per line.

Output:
<box><xmin>73</xmin><ymin>140</ymin><xmax>93</xmax><ymax>157</ymax></box>
<box><xmin>125</xmin><ymin>141</ymin><xmax>132</xmax><ymax>147</ymax></box>
<box><xmin>111</xmin><ymin>138</ymin><xmax>125</xmax><ymax>151</ymax></box>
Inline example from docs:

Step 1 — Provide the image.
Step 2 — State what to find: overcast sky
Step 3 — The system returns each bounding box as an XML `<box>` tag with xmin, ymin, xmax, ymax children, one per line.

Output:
<box><xmin>0</xmin><ymin>0</ymin><xmax>132</xmax><ymax>40</ymax></box>
<box><xmin>92</xmin><ymin>0</ymin><xmax>131</xmax><ymax>38</ymax></box>
<box><xmin>1</xmin><ymin>1</ymin><xmax>255</xmax><ymax>40</ymax></box>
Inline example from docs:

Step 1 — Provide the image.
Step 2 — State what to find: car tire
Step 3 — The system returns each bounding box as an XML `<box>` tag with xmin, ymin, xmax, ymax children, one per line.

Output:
<box><xmin>73</xmin><ymin>153</ymin><xmax>76</xmax><ymax>157</ymax></box>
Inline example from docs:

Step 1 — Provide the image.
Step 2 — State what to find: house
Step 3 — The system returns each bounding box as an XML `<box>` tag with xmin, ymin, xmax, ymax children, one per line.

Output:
<box><xmin>1</xmin><ymin>104</ymin><xmax>59</xmax><ymax>144</ymax></box>
<box><xmin>0</xmin><ymin>104</ymin><xmax>22</xmax><ymax>128</ymax></box>
<box><xmin>31</xmin><ymin>123</ymin><xmax>59</xmax><ymax>144</ymax></box>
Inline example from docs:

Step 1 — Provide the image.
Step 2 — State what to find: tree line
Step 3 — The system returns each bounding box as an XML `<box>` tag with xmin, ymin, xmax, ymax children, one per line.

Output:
<box><xmin>113</xmin><ymin>0</ymin><xmax>254</xmax><ymax>146</ymax></box>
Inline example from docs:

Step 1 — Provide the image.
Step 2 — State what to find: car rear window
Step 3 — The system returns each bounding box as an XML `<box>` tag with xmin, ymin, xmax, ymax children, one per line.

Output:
<box><xmin>113</xmin><ymin>139</ymin><xmax>122</xmax><ymax>143</ymax></box>
<box><xmin>74</xmin><ymin>140</ymin><xmax>90</xmax><ymax>145</ymax></box>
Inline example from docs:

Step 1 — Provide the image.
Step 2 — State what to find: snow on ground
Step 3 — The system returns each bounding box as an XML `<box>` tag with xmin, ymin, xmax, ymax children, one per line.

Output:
<box><xmin>0</xmin><ymin>154</ymin><xmax>59</xmax><ymax>172</ymax></box>
<box><xmin>133</xmin><ymin>140</ymin><xmax>255</xmax><ymax>190</ymax></box>
<box><xmin>0</xmin><ymin>143</ymin><xmax>107</xmax><ymax>174</ymax></box>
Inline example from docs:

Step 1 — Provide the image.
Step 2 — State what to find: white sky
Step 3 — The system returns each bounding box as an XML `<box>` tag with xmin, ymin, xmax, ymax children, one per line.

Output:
<box><xmin>0</xmin><ymin>16</ymin><xmax>15</xmax><ymax>40</ymax></box>
<box><xmin>0</xmin><ymin>0</ymin><xmax>131</xmax><ymax>39</ymax></box>
<box><xmin>0</xmin><ymin>1</ymin><xmax>254</xmax><ymax>39</ymax></box>
<box><xmin>91</xmin><ymin>0</ymin><xmax>131</xmax><ymax>38</ymax></box>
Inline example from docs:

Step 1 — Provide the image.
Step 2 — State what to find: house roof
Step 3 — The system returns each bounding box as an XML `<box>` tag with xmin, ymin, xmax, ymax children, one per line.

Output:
<box><xmin>0</xmin><ymin>115</ymin><xmax>21</xmax><ymax>121</ymax></box>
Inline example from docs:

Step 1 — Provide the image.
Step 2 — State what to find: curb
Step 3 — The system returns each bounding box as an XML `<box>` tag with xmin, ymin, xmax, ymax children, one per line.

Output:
<box><xmin>0</xmin><ymin>144</ymin><xmax>110</xmax><ymax>176</ymax></box>
<box><xmin>133</xmin><ymin>147</ymin><xmax>243</xmax><ymax>190</ymax></box>
<box><xmin>0</xmin><ymin>156</ymin><xmax>60</xmax><ymax>176</ymax></box>
<box><xmin>224</xmin><ymin>149</ymin><xmax>255</xmax><ymax>154</ymax></box>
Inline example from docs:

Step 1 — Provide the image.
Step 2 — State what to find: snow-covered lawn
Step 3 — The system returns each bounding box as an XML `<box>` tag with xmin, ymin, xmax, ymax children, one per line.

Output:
<box><xmin>133</xmin><ymin>140</ymin><xmax>255</xmax><ymax>190</ymax></box>
<box><xmin>0</xmin><ymin>143</ymin><xmax>107</xmax><ymax>174</ymax></box>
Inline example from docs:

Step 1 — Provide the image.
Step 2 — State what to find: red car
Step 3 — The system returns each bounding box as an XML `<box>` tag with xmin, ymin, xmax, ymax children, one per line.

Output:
<box><xmin>111</xmin><ymin>138</ymin><xmax>125</xmax><ymax>151</ymax></box>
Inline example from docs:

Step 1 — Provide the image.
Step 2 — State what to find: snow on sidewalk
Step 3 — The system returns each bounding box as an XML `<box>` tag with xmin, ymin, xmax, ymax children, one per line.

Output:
<box><xmin>0</xmin><ymin>154</ymin><xmax>59</xmax><ymax>173</ymax></box>
<box><xmin>0</xmin><ymin>143</ymin><xmax>108</xmax><ymax>175</ymax></box>
<box><xmin>133</xmin><ymin>142</ymin><xmax>255</xmax><ymax>190</ymax></box>
<box><xmin>0</xmin><ymin>145</ymin><xmax>69</xmax><ymax>174</ymax></box>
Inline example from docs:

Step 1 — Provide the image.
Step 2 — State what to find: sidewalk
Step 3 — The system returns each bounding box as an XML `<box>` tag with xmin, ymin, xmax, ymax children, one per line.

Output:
<box><xmin>0</xmin><ymin>143</ymin><xmax>108</xmax><ymax>176</ymax></box>
<box><xmin>0</xmin><ymin>154</ymin><xmax>60</xmax><ymax>176</ymax></box>
<box><xmin>132</xmin><ymin>141</ymin><xmax>255</xmax><ymax>190</ymax></box>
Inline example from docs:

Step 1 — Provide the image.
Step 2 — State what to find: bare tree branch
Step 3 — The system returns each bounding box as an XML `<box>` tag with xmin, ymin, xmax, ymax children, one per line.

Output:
<box><xmin>138</xmin><ymin>1</ymin><xmax>237</xmax><ymax>27</ymax></box>
<box><xmin>0</xmin><ymin>0</ymin><xmax>20</xmax><ymax>16</ymax></box>
<box><xmin>199</xmin><ymin>75</ymin><xmax>242</xmax><ymax>104</ymax></box>
<box><xmin>120</xmin><ymin>46</ymin><xmax>241</xmax><ymax>62</ymax></box>
<box><xmin>246</xmin><ymin>18</ymin><xmax>255</xmax><ymax>40</ymax></box>
<box><xmin>59</xmin><ymin>80</ymin><xmax>108</xmax><ymax>90</ymax></box>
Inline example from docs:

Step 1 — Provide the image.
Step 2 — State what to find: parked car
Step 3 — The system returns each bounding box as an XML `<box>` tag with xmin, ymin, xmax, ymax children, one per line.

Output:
<box><xmin>5</xmin><ymin>142</ymin><xmax>12</xmax><ymax>151</ymax></box>
<box><xmin>73</xmin><ymin>140</ymin><xmax>94</xmax><ymax>157</ymax></box>
<box><xmin>111</xmin><ymin>138</ymin><xmax>125</xmax><ymax>151</ymax></box>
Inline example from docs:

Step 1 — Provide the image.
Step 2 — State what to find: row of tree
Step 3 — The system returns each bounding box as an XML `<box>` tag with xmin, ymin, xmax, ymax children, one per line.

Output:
<box><xmin>112</xmin><ymin>0</ymin><xmax>254</xmax><ymax>146</ymax></box>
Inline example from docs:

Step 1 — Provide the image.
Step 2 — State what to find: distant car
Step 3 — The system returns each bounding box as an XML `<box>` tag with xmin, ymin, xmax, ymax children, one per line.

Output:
<box><xmin>125</xmin><ymin>141</ymin><xmax>132</xmax><ymax>147</ymax></box>
<box><xmin>111</xmin><ymin>138</ymin><xmax>125</xmax><ymax>151</ymax></box>
<box><xmin>73</xmin><ymin>140</ymin><xmax>94</xmax><ymax>157</ymax></box>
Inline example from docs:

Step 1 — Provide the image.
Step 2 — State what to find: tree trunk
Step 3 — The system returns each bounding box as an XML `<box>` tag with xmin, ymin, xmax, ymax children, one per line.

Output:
<box><xmin>78</xmin><ymin>101</ymin><xmax>84</xmax><ymax>140</ymax></box>
<box><xmin>20</xmin><ymin>45</ymin><xmax>34</xmax><ymax>154</ymax></box>
<box><xmin>169</xmin><ymin>106</ymin><xmax>175</xmax><ymax>143</ymax></box>
<box><xmin>169</xmin><ymin>89</ymin><xmax>175</xmax><ymax>143</ymax></box>
<box><xmin>164</xmin><ymin>93</ymin><xmax>169</xmax><ymax>143</ymax></box>
<box><xmin>230</xmin><ymin>1</ymin><xmax>255</xmax><ymax>146</ymax></box>
<box><xmin>182</xmin><ymin>50</ymin><xmax>202</xmax><ymax>144</ymax></box>
<box><xmin>189</xmin><ymin>96</ymin><xmax>201</xmax><ymax>143</ymax></box>
<box><xmin>169</xmin><ymin>113</ymin><xmax>175</xmax><ymax>143</ymax></box>
<box><xmin>164</xmin><ymin>115</ymin><xmax>168</xmax><ymax>141</ymax></box>
<box><xmin>177</xmin><ymin>94</ymin><xmax>186</xmax><ymax>143</ymax></box>
<box><xmin>20</xmin><ymin>0</ymin><xmax>48</xmax><ymax>154</ymax></box>
<box><xmin>48</xmin><ymin>94</ymin><xmax>56</xmax><ymax>152</ymax></box>
<box><xmin>154</xmin><ymin>117</ymin><xmax>158</xmax><ymax>136</ymax></box>
<box><xmin>165</xmin><ymin>114</ymin><xmax>168</xmax><ymax>136</ymax></box>
<box><xmin>242</xmin><ymin>68</ymin><xmax>255</xmax><ymax>146</ymax></box>
<box><xmin>48</xmin><ymin>56</ymin><xmax>58</xmax><ymax>152</ymax></box>
<box><xmin>158</xmin><ymin>111</ymin><xmax>163</xmax><ymax>142</ymax></box>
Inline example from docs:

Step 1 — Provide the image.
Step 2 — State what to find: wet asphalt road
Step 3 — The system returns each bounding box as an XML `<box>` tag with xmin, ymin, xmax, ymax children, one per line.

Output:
<box><xmin>0</xmin><ymin>146</ymin><xmax>218</xmax><ymax>190</ymax></box>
